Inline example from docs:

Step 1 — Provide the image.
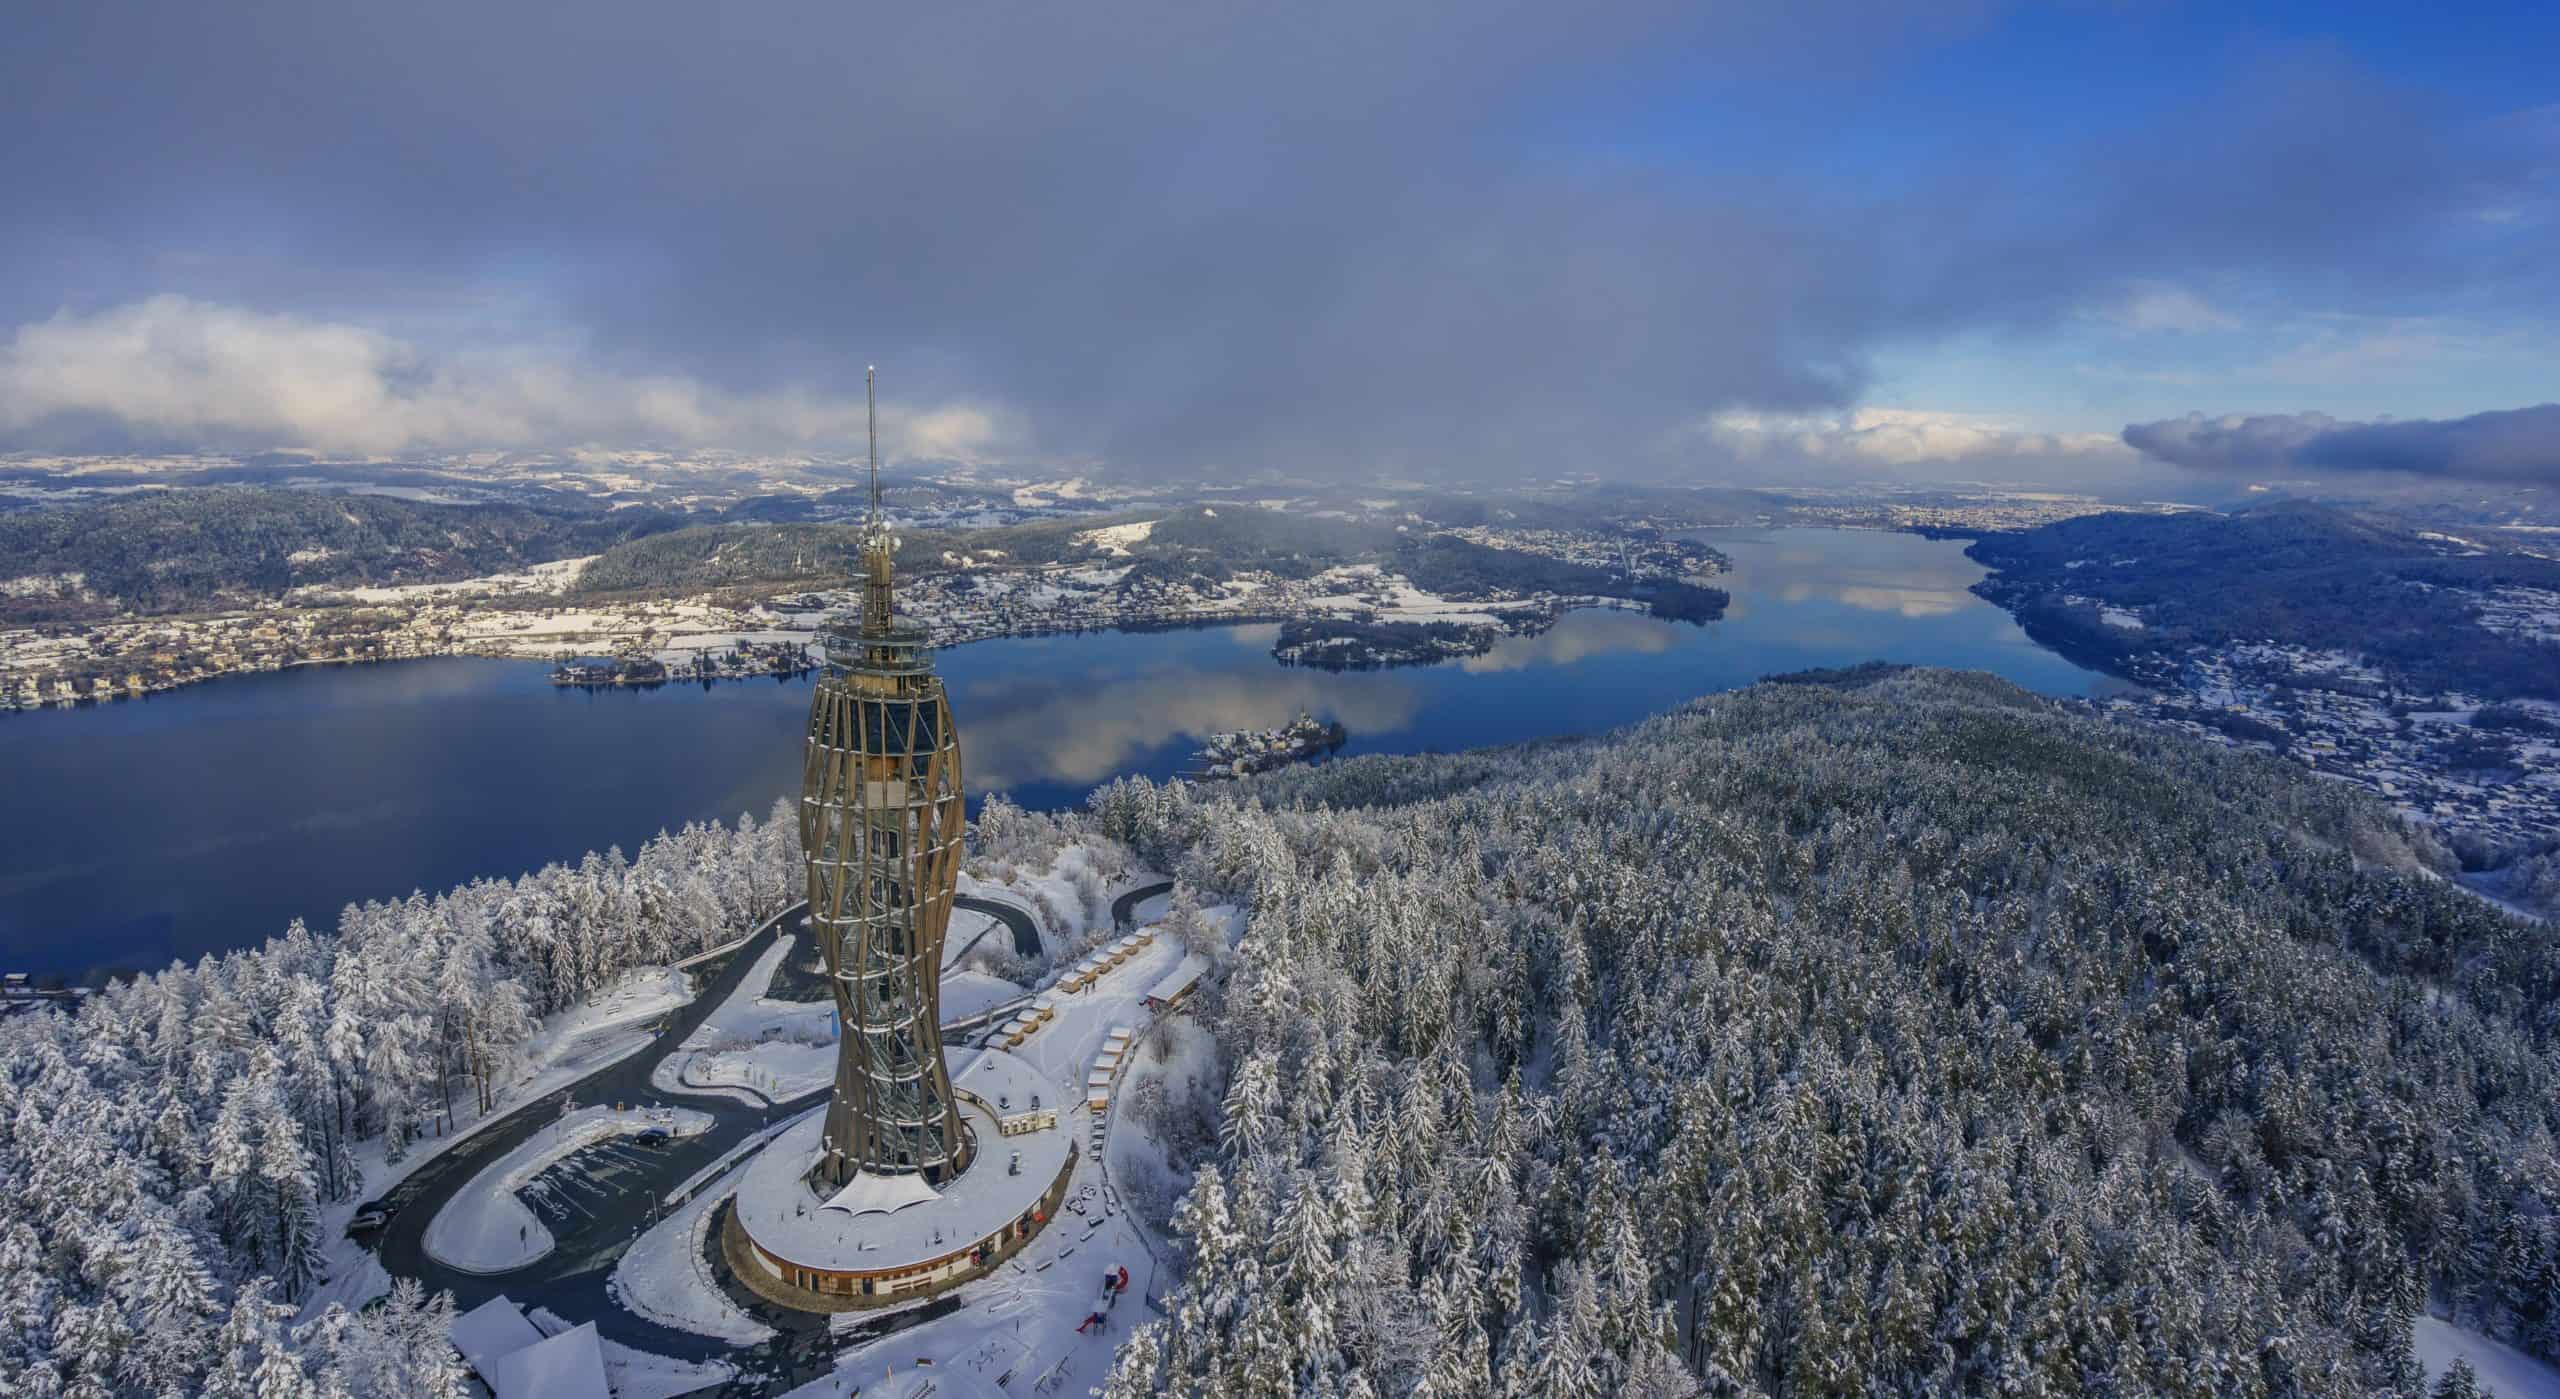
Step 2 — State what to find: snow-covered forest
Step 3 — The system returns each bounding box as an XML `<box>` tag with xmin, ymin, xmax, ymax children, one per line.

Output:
<box><xmin>1089</xmin><ymin>669</ymin><xmax>2560</xmax><ymax>1396</ymax></box>
<box><xmin>6</xmin><ymin>667</ymin><xmax>2557</xmax><ymax>1396</ymax></box>
<box><xmin>0</xmin><ymin>804</ymin><xmax>802</xmax><ymax>1396</ymax></box>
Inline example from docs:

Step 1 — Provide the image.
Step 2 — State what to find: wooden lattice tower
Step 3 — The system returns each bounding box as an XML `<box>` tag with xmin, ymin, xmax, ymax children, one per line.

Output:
<box><xmin>799</xmin><ymin>368</ymin><xmax>973</xmax><ymax>1187</ymax></box>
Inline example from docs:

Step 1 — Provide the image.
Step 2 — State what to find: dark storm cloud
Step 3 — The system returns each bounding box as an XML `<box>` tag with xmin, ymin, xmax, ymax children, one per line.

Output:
<box><xmin>2123</xmin><ymin>405</ymin><xmax>2560</xmax><ymax>485</ymax></box>
<box><xmin>0</xmin><ymin>3</ymin><xmax>2548</xmax><ymax>475</ymax></box>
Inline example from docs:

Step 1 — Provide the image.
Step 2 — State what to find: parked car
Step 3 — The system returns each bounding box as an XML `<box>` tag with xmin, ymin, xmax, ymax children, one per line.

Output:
<box><xmin>349</xmin><ymin>1203</ymin><xmax>392</xmax><ymax>1232</ymax></box>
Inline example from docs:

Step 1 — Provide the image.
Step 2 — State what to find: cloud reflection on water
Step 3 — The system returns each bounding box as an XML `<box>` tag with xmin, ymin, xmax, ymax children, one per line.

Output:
<box><xmin>1711</xmin><ymin>529</ymin><xmax>1990</xmax><ymax>623</ymax></box>
<box><xmin>957</xmin><ymin>664</ymin><xmax>1423</xmax><ymax>789</ymax></box>
<box><xmin>1458</xmin><ymin>610</ymin><xmax>1685</xmax><ymax>672</ymax></box>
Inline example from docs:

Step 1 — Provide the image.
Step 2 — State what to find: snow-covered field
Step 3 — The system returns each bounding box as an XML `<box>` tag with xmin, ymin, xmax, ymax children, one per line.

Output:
<box><xmin>2416</xmin><ymin>1316</ymin><xmax>2560</xmax><ymax>1398</ymax></box>
<box><xmin>424</xmin><ymin>1105</ymin><xmax>713</xmax><ymax>1274</ymax></box>
<box><xmin>294</xmin><ymin>554</ymin><xmax>596</xmax><ymax>604</ymax></box>
<box><xmin>1299</xmin><ymin>562</ymin><xmax>1512</xmax><ymax>627</ymax></box>
<box><xmin>1072</xmin><ymin>519</ymin><xmax>1159</xmax><ymax>556</ymax></box>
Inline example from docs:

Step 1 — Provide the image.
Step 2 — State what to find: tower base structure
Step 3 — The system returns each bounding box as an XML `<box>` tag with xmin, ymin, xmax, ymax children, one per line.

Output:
<box><xmin>726</xmin><ymin>1048</ymin><xmax>1074</xmax><ymax>1312</ymax></box>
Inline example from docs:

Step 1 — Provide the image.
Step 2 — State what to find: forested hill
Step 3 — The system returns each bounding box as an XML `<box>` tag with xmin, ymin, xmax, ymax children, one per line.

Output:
<box><xmin>573</xmin><ymin>504</ymin><xmax>1728</xmax><ymax>618</ymax></box>
<box><xmin>1967</xmin><ymin>501</ymin><xmax>2560</xmax><ymax>698</ymax></box>
<box><xmin>0</xmin><ymin>487</ymin><xmax>684</xmax><ymax>621</ymax></box>
<box><xmin>1090</xmin><ymin>668</ymin><xmax>2560</xmax><ymax>1395</ymax></box>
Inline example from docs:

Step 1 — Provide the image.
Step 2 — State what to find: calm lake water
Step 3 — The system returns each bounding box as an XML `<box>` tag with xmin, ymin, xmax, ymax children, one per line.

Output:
<box><xmin>0</xmin><ymin>528</ymin><xmax>2113</xmax><ymax>979</ymax></box>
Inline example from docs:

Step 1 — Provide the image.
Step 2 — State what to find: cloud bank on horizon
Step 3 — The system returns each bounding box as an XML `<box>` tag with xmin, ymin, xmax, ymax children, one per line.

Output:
<box><xmin>2123</xmin><ymin>405</ymin><xmax>2560</xmax><ymax>487</ymax></box>
<box><xmin>1</xmin><ymin>1</ymin><xmax>2554</xmax><ymax>484</ymax></box>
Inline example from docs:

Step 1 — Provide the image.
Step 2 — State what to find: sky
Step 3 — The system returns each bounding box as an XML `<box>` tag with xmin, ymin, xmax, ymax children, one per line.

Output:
<box><xmin>1</xmin><ymin>1</ymin><xmax>2554</xmax><ymax>489</ymax></box>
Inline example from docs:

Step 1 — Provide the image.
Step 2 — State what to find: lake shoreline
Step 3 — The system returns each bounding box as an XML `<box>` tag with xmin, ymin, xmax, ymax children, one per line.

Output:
<box><xmin>1</xmin><ymin>529</ymin><xmax>2112</xmax><ymax>982</ymax></box>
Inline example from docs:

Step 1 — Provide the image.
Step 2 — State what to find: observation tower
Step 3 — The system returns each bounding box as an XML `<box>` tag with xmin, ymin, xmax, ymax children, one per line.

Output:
<box><xmin>728</xmin><ymin>369</ymin><xmax>1071</xmax><ymax>1313</ymax></box>
<box><xmin>801</xmin><ymin>367</ymin><xmax>972</xmax><ymax>1188</ymax></box>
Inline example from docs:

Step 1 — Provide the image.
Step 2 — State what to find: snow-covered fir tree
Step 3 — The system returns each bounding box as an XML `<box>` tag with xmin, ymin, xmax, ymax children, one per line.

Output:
<box><xmin>0</xmin><ymin>800</ymin><xmax>797</xmax><ymax>1395</ymax></box>
<box><xmin>1088</xmin><ymin>669</ymin><xmax>2560</xmax><ymax>1396</ymax></box>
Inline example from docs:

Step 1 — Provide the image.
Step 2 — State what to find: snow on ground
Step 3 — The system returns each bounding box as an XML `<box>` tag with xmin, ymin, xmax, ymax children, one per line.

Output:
<box><xmin>1072</xmin><ymin>519</ymin><xmax>1159</xmax><ymax>556</ymax></box>
<box><xmin>1125</xmin><ymin>889</ymin><xmax>1171</xmax><ymax>926</ymax></box>
<box><xmin>655</xmin><ymin>933</ymin><xmax>841</xmax><ymax>1101</ymax></box>
<box><xmin>671</xmin><ymin>1039</ymin><xmax>835</xmax><ymax>1101</ymax></box>
<box><xmin>959</xmin><ymin>849</ymin><xmax>1119</xmax><ymax>958</ymax></box>
<box><xmin>529</xmin><ymin>1305</ymin><xmax>735</xmax><ymax>1398</ymax></box>
<box><xmin>1107</xmin><ymin>1016</ymin><xmax>1218</xmax><ymax>1237</ymax></box>
<box><xmin>295</xmin><ymin>1246</ymin><xmax>390</xmax><ymax>1328</ymax></box>
<box><xmin>1298</xmin><ymin>563</ymin><xmax>1511</xmax><ymax>626</ymax></box>
<box><xmin>609</xmin><ymin>1163</ymin><xmax>782</xmax><ymax>1345</ymax></box>
<box><xmin>306</xmin><ymin>963</ymin><xmax>702</xmax><ymax>1320</ymax></box>
<box><xmin>538</xmin><ymin>965</ymin><xmax>695</xmax><ymax>1054</ymax></box>
<box><xmin>778</xmin><ymin>1159</ymin><xmax>1157</xmax><ymax>1399</ymax></box>
<box><xmin>424</xmin><ymin>1105</ymin><xmax>713</xmax><ymax>1274</ymax></box>
<box><xmin>706</xmin><ymin>936</ymin><xmax>822</xmax><ymax>1030</ymax></box>
<box><xmin>2100</xmin><ymin>607</ymin><xmax>2144</xmax><ymax>630</ymax></box>
<box><xmin>941</xmin><ymin>969</ymin><xmax>1030</xmax><ymax>1024</ymax></box>
<box><xmin>942</xmin><ymin>906</ymin><xmax>1006</xmax><ymax>967</ymax></box>
<box><xmin>2416</xmin><ymin>1317</ymin><xmax>2560</xmax><ymax>1398</ymax></box>
<box><xmin>291</xmin><ymin>554</ymin><xmax>597</xmax><ymax>604</ymax></box>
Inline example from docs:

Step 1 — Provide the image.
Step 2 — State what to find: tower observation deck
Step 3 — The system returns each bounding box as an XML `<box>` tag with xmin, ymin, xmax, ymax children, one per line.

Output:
<box><xmin>800</xmin><ymin>368</ymin><xmax>972</xmax><ymax>1188</ymax></box>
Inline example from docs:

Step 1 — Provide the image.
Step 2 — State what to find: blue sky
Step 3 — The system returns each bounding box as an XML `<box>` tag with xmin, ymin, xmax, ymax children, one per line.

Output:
<box><xmin>0</xmin><ymin>1</ymin><xmax>2550</xmax><ymax>487</ymax></box>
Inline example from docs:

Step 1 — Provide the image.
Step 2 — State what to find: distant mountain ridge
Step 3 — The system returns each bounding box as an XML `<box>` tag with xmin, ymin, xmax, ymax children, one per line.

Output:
<box><xmin>1968</xmin><ymin>500</ymin><xmax>2560</xmax><ymax>698</ymax></box>
<box><xmin>0</xmin><ymin>487</ymin><xmax>685</xmax><ymax>622</ymax></box>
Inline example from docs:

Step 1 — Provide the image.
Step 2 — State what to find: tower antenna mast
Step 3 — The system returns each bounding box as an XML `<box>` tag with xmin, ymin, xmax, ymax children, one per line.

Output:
<box><xmin>866</xmin><ymin>364</ymin><xmax>880</xmax><ymax>525</ymax></box>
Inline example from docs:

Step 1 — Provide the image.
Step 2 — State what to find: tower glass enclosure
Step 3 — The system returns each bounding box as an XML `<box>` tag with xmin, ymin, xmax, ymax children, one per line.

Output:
<box><xmin>800</xmin><ymin>519</ymin><xmax>973</xmax><ymax>1187</ymax></box>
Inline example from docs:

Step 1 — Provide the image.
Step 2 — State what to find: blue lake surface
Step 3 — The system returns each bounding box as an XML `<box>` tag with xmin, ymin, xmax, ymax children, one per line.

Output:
<box><xmin>0</xmin><ymin>528</ymin><xmax>2114</xmax><ymax>979</ymax></box>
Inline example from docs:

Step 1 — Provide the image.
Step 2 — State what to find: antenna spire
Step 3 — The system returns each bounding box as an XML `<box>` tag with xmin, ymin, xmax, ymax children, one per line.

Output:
<box><xmin>866</xmin><ymin>365</ymin><xmax>880</xmax><ymax>524</ymax></box>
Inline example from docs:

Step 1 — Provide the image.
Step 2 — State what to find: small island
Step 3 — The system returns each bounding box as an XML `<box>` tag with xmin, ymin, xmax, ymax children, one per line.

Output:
<box><xmin>1188</xmin><ymin>710</ymin><xmax>1348</xmax><ymax>780</ymax></box>
<box><xmin>1271</xmin><ymin>616</ymin><xmax>1505</xmax><ymax>670</ymax></box>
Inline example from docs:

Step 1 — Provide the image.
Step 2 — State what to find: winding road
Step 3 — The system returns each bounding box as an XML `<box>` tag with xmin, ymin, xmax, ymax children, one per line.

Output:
<box><xmin>358</xmin><ymin>891</ymin><xmax>1052</xmax><ymax>1392</ymax></box>
<box><xmin>1112</xmin><ymin>880</ymin><xmax>1175</xmax><ymax>931</ymax></box>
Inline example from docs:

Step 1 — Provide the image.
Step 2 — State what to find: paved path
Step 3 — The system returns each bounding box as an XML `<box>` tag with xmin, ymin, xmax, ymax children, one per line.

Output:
<box><xmin>361</xmin><ymin>892</ymin><xmax>1052</xmax><ymax>1392</ymax></box>
<box><xmin>969</xmin><ymin>892</ymin><xmax>1043</xmax><ymax>959</ymax></box>
<box><xmin>1110</xmin><ymin>881</ymin><xmax>1175</xmax><ymax>932</ymax></box>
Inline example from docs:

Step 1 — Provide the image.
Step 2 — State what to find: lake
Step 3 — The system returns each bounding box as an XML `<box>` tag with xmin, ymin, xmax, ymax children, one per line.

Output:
<box><xmin>0</xmin><ymin>528</ymin><xmax>2115</xmax><ymax>980</ymax></box>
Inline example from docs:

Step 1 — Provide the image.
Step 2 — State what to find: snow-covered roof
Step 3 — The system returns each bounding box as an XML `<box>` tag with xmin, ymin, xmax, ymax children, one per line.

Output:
<box><xmin>820</xmin><ymin>1169</ymin><xmax>943</xmax><ymax>1217</ymax></box>
<box><xmin>482</xmin><ymin>1320</ymin><xmax>610</xmax><ymax>1399</ymax></box>
<box><xmin>734</xmin><ymin>1048</ymin><xmax>1075</xmax><ymax>1273</ymax></box>
<box><xmin>451</xmin><ymin>1298</ymin><xmax>609</xmax><ymax>1399</ymax></box>
<box><xmin>1147</xmin><ymin>952</ymin><xmax>1208</xmax><ymax>1003</ymax></box>
<box><xmin>451</xmin><ymin>1295</ymin><xmax>544</xmax><ymax>1378</ymax></box>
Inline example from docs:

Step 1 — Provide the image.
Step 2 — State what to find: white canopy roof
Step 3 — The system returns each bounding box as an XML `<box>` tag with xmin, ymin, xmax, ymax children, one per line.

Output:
<box><xmin>483</xmin><ymin>1321</ymin><xmax>609</xmax><ymax>1399</ymax></box>
<box><xmin>819</xmin><ymin>1168</ymin><xmax>943</xmax><ymax>1217</ymax></box>
<box><xmin>450</xmin><ymin>1295</ymin><xmax>543</xmax><ymax>1379</ymax></box>
<box><xmin>450</xmin><ymin>1298</ymin><xmax>608</xmax><ymax>1399</ymax></box>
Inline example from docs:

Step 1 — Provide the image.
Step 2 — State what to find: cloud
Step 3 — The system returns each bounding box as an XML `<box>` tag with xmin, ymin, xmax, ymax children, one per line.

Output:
<box><xmin>0</xmin><ymin>9</ymin><xmax>2549</xmax><ymax>477</ymax></box>
<box><xmin>1697</xmin><ymin>407</ymin><xmax>2128</xmax><ymax>471</ymax></box>
<box><xmin>2122</xmin><ymin>404</ymin><xmax>2560</xmax><ymax>484</ymax></box>
<box><xmin>0</xmin><ymin>297</ymin><xmax>1018</xmax><ymax>458</ymax></box>
<box><xmin>2099</xmin><ymin>284</ymin><xmax>2239</xmax><ymax>334</ymax></box>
